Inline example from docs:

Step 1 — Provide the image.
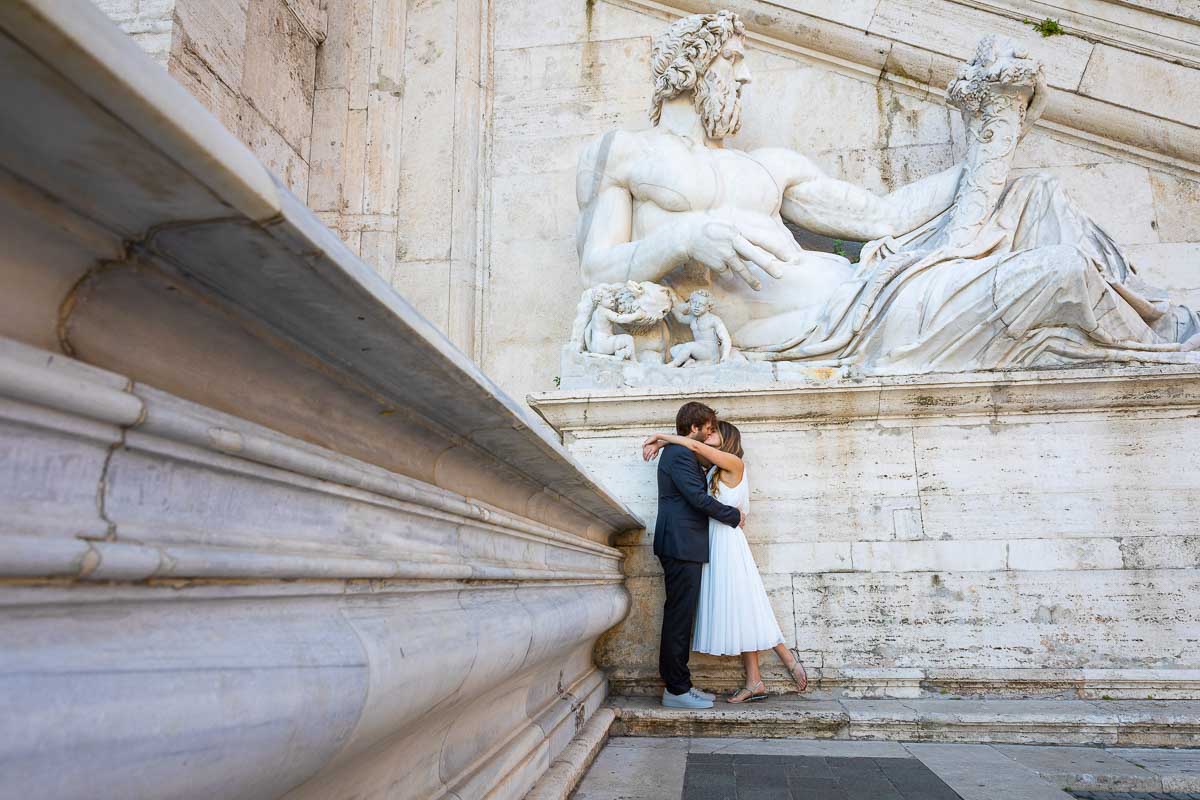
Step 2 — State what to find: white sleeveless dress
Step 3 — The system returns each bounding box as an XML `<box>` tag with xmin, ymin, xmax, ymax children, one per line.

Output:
<box><xmin>692</xmin><ymin>467</ymin><xmax>785</xmax><ymax>655</ymax></box>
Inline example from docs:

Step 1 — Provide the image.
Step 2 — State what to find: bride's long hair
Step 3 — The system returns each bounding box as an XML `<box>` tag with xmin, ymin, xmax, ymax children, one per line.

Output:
<box><xmin>710</xmin><ymin>420</ymin><xmax>744</xmax><ymax>496</ymax></box>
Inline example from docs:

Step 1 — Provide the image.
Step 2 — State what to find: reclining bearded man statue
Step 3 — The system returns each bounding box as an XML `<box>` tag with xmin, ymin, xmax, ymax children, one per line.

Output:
<box><xmin>574</xmin><ymin>10</ymin><xmax>1200</xmax><ymax>374</ymax></box>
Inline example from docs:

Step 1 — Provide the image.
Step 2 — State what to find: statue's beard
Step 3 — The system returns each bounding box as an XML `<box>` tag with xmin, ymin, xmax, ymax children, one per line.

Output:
<box><xmin>694</xmin><ymin>69</ymin><xmax>742</xmax><ymax>140</ymax></box>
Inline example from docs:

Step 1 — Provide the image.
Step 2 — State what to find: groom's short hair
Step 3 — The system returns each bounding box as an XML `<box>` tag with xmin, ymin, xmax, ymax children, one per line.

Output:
<box><xmin>676</xmin><ymin>401</ymin><xmax>718</xmax><ymax>435</ymax></box>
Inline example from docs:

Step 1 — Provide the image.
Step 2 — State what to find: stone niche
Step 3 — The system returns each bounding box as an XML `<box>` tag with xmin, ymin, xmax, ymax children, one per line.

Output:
<box><xmin>531</xmin><ymin>364</ymin><xmax>1200</xmax><ymax>699</ymax></box>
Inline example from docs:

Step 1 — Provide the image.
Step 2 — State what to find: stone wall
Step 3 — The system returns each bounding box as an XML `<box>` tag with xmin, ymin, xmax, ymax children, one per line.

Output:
<box><xmin>532</xmin><ymin>368</ymin><xmax>1200</xmax><ymax>699</ymax></box>
<box><xmin>94</xmin><ymin>0</ymin><xmax>175</xmax><ymax>63</ymax></box>
<box><xmin>483</xmin><ymin>0</ymin><xmax>1200</xmax><ymax>405</ymax></box>
<box><xmin>161</xmin><ymin>0</ymin><xmax>325</xmax><ymax>197</ymax></box>
<box><xmin>307</xmin><ymin>0</ymin><xmax>489</xmax><ymax>355</ymax></box>
<box><xmin>99</xmin><ymin>0</ymin><xmax>322</xmax><ymax>209</ymax></box>
<box><xmin>95</xmin><ymin>0</ymin><xmax>489</xmax><ymax>357</ymax></box>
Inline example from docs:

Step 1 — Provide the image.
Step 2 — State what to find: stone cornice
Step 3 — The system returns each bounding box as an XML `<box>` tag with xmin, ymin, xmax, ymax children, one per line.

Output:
<box><xmin>614</xmin><ymin>0</ymin><xmax>1200</xmax><ymax>178</ymax></box>
<box><xmin>530</xmin><ymin>364</ymin><xmax>1200</xmax><ymax>431</ymax></box>
<box><xmin>0</xmin><ymin>338</ymin><xmax>624</xmax><ymax>583</ymax></box>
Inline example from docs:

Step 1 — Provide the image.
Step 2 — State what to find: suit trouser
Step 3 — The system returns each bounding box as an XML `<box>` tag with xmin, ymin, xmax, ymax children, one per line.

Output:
<box><xmin>658</xmin><ymin>555</ymin><xmax>703</xmax><ymax>695</ymax></box>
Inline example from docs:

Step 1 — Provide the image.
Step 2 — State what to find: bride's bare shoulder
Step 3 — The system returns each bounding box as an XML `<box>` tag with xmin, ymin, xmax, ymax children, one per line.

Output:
<box><xmin>719</xmin><ymin>464</ymin><xmax>746</xmax><ymax>490</ymax></box>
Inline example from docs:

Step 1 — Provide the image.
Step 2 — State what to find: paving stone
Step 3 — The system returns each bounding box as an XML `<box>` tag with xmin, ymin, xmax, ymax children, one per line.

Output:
<box><xmin>684</xmin><ymin>788</ymin><xmax>736</xmax><ymax>800</ymax></box>
<box><xmin>608</xmin><ymin>735</ymin><xmax>690</xmax><ymax>750</ymax></box>
<box><xmin>735</xmin><ymin>788</ymin><xmax>789</xmax><ymax>800</ymax></box>
<box><xmin>572</xmin><ymin>738</ymin><xmax>688</xmax><ymax>799</ymax></box>
<box><xmin>995</xmin><ymin>744</ymin><xmax>1161</xmax><ymax>791</ymax></box>
<box><xmin>1110</xmin><ymin>749</ymin><xmax>1200</xmax><ymax>792</ymax></box>
<box><xmin>906</xmin><ymin>743</ymin><xmax>1077</xmax><ymax>799</ymax></box>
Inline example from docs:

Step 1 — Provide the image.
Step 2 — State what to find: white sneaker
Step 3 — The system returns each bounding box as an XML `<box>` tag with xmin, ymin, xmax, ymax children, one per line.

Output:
<box><xmin>692</xmin><ymin>688</ymin><xmax>715</xmax><ymax>701</ymax></box>
<box><xmin>662</xmin><ymin>688</ymin><xmax>714</xmax><ymax>709</ymax></box>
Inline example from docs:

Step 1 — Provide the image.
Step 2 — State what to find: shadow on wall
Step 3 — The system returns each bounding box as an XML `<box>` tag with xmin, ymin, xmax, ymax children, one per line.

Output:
<box><xmin>786</xmin><ymin>223</ymin><xmax>866</xmax><ymax>263</ymax></box>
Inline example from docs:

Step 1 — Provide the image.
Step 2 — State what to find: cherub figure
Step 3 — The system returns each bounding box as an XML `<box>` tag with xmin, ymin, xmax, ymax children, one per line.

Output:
<box><xmin>582</xmin><ymin>286</ymin><xmax>641</xmax><ymax>360</ymax></box>
<box><xmin>669</xmin><ymin>290</ymin><xmax>732</xmax><ymax>367</ymax></box>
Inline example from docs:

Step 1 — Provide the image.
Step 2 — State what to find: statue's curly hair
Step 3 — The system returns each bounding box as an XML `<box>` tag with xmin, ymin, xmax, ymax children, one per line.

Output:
<box><xmin>650</xmin><ymin>10</ymin><xmax>745</xmax><ymax>125</ymax></box>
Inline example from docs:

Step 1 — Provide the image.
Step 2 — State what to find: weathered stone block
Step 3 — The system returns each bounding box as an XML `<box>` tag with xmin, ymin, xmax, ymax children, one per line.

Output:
<box><xmin>242</xmin><ymin>0</ymin><xmax>316</xmax><ymax>152</ymax></box>
<box><xmin>1079</xmin><ymin>44</ymin><xmax>1200</xmax><ymax>129</ymax></box>
<box><xmin>1149</xmin><ymin>171</ymin><xmax>1200</xmax><ymax>244</ymax></box>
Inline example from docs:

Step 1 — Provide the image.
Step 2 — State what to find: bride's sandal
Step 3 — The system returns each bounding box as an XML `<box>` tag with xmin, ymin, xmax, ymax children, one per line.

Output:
<box><xmin>727</xmin><ymin>680</ymin><xmax>768</xmax><ymax>704</ymax></box>
<box><xmin>788</xmin><ymin>659</ymin><xmax>809</xmax><ymax>693</ymax></box>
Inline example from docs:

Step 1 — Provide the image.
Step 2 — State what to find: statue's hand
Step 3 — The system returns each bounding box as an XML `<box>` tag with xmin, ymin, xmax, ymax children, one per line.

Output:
<box><xmin>679</xmin><ymin>216</ymin><xmax>786</xmax><ymax>291</ymax></box>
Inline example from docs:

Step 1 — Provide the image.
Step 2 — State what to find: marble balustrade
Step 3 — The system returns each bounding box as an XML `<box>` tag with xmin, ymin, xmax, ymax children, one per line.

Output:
<box><xmin>0</xmin><ymin>3</ymin><xmax>640</xmax><ymax>797</ymax></box>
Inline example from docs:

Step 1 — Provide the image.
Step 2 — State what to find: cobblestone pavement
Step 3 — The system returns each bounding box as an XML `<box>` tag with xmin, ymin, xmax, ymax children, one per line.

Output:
<box><xmin>571</xmin><ymin>738</ymin><xmax>1200</xmax><ymax>800</ymax></box>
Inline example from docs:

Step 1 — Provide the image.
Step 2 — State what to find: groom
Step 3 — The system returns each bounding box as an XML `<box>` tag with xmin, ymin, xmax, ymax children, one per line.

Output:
<box><xmin>651</xmin><ymin>401</ymin><xmax>745</xmax><ymax>709</ymax></box>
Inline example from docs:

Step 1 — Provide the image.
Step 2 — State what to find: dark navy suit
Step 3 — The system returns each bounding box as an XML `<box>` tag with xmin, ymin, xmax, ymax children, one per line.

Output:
<box><xmin>653</xmin><ymin>443</ymin><xmax>741</xmax><ymax>694</ymax></box>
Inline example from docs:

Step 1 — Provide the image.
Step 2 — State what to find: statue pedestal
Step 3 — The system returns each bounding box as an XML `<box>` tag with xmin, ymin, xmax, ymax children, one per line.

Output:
<box><xmin>530</xmin><ymin>365</ymin><xmax>1200</xmax><ymax>699</ymax></box>
<box><xmin>560</xmin><ymin>345</ymin><xmax>862</xmax><ymax>392</ymax></box>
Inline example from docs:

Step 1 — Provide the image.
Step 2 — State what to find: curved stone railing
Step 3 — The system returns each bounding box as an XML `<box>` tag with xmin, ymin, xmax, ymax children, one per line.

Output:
<box><xmin>0</xmin><ymin>2</ymin><xmax>641</xmax><ymax>797</ymax></box>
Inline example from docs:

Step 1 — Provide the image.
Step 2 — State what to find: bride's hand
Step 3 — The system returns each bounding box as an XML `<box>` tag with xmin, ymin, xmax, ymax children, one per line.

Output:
<box><xmin>642</xmin><ymin>435</ymin><xmax>667</xmax><ymax>462</ymax></box>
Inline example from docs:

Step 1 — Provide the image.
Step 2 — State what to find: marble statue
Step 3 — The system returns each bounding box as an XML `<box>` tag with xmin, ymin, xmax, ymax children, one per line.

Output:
<box><xmin>669</xmin><ymin>290</ymin><xmax>732</xmax><ymax>367</ymax></box>
<box><xmin>571</xmin><ymin>11</ymin><xmax>1200</xmax><ymax>379</ymax></box>
<box><xmin>570</xmin><ymin>280</ymin><xmax>677</xmax><ymax>364</ymax></box>
<box><xmin>580</xmin><ymin>284</ymin><xmax>639</xmax><ymax>360</ymax></box>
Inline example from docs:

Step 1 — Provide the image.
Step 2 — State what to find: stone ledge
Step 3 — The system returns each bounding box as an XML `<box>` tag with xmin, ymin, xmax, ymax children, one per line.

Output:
<box><xmin>0</xmin><ymin>338</ymin><xmax>625</xmax><ymax>584</ymax></box>
<box><xmin>607</xmin><ymin>668</ymin><xmax>1200</xmax><ymax>702</ymax></box>
<box><xmin>531</xmin><ymin>364</ymin><xmax>1200</xmax><ymax>432</ymax></box>
<box><xmin>609</xmin><ymin>696</ymin><xmax>1200</xmax><ymax>747</ymax></box>
<box><xmin>525</xmin><ymin>707</ymin><xmax>617</xmax><ymax>800</ymax></box>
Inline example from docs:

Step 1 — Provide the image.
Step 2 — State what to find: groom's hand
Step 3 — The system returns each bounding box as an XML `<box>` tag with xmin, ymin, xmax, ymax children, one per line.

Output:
<box><xmin>739</xmin><ymin>510</ymin><xmax>748</xmax><ymax>528</ymax></box>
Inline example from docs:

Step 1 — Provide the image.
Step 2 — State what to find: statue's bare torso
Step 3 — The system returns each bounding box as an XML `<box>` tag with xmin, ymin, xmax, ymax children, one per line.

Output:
<box><xmin>587</xmin><ymin>129</ymin><xmax>854</xmax><ymax>346</ymax></box>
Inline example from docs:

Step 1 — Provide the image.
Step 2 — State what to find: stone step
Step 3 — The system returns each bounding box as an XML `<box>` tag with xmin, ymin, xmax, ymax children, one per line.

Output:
<box><xmin>609</xmin><ymin>696</ymin><xmax>1200</xmax><ymax>748</ymax></box>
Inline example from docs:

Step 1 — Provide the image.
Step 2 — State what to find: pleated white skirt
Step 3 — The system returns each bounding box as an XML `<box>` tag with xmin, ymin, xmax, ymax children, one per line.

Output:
<box><xmin>692</xmin><ymin>519</ymin><xmax>784</xmax><ymax>656</ymax></box>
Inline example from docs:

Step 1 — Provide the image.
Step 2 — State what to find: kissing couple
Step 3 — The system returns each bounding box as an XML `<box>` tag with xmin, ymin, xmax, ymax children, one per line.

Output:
<box><xmin>643</xmin><ymin>401</ymin><xmax>809</xmax><ymax>708</ymax></box>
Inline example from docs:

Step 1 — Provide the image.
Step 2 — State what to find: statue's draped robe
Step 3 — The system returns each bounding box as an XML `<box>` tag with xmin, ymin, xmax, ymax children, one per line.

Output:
<box><xmin>746</xmin><ymin>174</ymin><xmax>1200</xmax><ymax>371</ymax></box>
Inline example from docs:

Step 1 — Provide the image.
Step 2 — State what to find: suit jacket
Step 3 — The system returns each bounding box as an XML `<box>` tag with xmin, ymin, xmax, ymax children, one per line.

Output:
<box><xmin>653</xmin><ymin>443</ymin><xmax>742</xmax><ymax>563</ymax></box>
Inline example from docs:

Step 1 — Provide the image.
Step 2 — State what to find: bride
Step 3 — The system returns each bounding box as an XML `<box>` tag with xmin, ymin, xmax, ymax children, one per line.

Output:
<box><xmin>645</xmin><ymin>421</ymin><xmax>809</xmax><ymax>703</ymax></box>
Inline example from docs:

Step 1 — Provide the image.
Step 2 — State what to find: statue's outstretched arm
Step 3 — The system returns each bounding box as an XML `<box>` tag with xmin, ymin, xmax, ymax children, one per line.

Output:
<box><xmin>757</xmin><ymin>147</ymin><xmax>962</xmax><ymax>241</ymax></box>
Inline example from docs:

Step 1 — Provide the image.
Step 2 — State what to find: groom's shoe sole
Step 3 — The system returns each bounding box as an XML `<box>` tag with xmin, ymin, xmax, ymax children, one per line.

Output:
<box><xmin>662</xmin><ymin>695</ymin><xmax>714</xmax><ymax>709</ymax></box>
